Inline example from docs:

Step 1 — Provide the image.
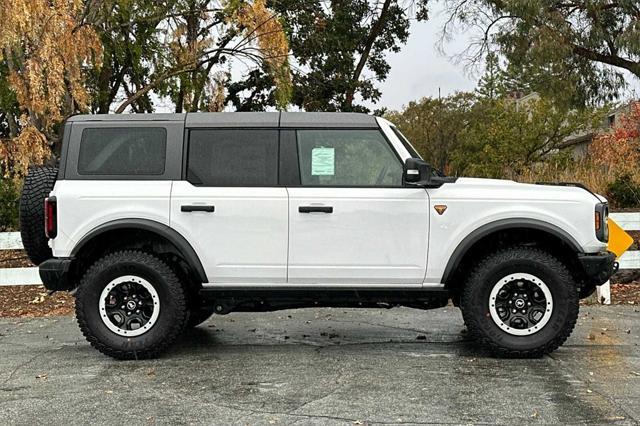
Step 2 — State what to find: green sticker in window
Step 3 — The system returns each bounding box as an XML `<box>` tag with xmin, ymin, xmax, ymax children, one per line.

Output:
<box><xmin>311</xmin><ymin>147</ymin><xmax>335</xmax><ymax>176</ymax></box>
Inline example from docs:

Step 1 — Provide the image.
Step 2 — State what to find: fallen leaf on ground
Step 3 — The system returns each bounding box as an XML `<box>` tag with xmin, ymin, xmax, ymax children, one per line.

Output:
<box><xmin>29</xmin><ymin>294</ymin><xmax>46</xmax><ymax>305</ymax></box>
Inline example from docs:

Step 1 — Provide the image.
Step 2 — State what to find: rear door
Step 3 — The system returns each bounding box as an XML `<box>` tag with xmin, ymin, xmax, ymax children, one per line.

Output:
<box><xmin>170</xmin><ymin>128</ymin><xmax>288</xmax><ymax>283</ymax></box>
<box><xmin>286</xmin><ymin>129</ymin><xmax>430</xmax><ymax>285</ymax></box>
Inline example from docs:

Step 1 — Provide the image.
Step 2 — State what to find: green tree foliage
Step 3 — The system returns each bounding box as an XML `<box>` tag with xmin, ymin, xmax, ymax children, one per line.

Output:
<box><xmin>453</xmin><ymin>96</ymin><xmax>601</xmax><ymax>178</ymax></box>
<box><xmin>88</xmin><ymin>0</ymin><xmax>168</xmax><ymax>114</ymax></box>
<box><xmin>85</xmin><ymin>0</ymin><xmax>291</xmax><ymax>115</ymax></box>
<box><xmin>387</xmin><ymin>59</ymin><xmax>602</xmax><ymax>178</ymax></box>
<box><xmin>385</xmin><ymin>92</ymin><xmax>476</xmax><ymax>171</ymax></box>
<box><xmin>230</xmin><ymin>0</ymin><xmax>429</xmax><ymax>112</ymax></box>
<box><xmin>0</xmin><ymin>177</ymin><xmax>19</xmax><ymax>231</ymax></box>
<box><xmin>442</xmin><ymin>0</ymin><xmax>640</xmax><ymax>107</ymax></box>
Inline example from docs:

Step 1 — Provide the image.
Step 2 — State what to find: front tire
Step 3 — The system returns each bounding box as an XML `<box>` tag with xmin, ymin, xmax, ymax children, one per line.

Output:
<box><xmin>460</xmin><ymin>246</ymin><xmax>579</xmax><ymax>357</ymax></box>
<box><xmin>75</xmin><ymin>251</ymin><xmax>188</xmax><ymax>359</ymax></box>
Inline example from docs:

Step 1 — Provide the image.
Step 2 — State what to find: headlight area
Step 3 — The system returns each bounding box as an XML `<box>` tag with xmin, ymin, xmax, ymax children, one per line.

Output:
<box><xmin>595</xmin><ymin>202</ymin><xmax>609</xmax><ymax>242</ymax></box>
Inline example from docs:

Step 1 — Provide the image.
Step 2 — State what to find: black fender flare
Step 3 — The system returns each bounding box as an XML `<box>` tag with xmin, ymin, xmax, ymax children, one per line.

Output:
<box><xmin>441</xmin><ymin>218</ymin><xmax>583</xmax><ymax>284</ymax></box>
<box><xmin>71</xmin><ymin>218</ymin><xmax>207</xmax><ymax>283</ymax></box>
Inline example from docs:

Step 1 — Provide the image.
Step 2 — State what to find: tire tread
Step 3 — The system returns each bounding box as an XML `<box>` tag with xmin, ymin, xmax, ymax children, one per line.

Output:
<box><xmin>19</xmin><ymin>166</ymin><xmax>58</xmax><ymax>265</ymax></box>
<box><xmin>461</xmin><ymin>246</ymin><xmax>579</xmax><ymax>357</ymax></box>
<box><xmin>75</xmin><ymin>250</ymin><xmax>188</xmax><ymax>360</ymax></box>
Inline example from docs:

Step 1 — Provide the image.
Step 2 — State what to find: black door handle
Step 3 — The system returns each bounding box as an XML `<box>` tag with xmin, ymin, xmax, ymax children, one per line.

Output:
<box><xmin>299</xmin><ymin>206</ymin><xmax>333</xmax><ymax>213</ymax></box>
<box><xmin>181</xmin><ymin>205</ymin><xmax>215</xmax><ymax>213</ymax></box>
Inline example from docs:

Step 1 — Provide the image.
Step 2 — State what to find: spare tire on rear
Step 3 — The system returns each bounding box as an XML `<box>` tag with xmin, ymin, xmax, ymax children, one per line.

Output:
<box><xmin>19</xmin><ymin>166</ymin><xmax>58</xmax><ymax>265</ymax></box>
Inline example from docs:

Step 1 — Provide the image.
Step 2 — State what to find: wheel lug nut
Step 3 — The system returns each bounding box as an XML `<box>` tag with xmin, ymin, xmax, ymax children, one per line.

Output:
<box><xmin>138</xmin><ymin>301</ymin><xmax>142</xmax><ymax>305</ymax></box>
<box><xmin>508</xmin><ymin>301</ymin><xmax>512</xmax><ymax>304</ymax></box>
<box><xmin>136</xmin><ymin>310</ymin><xmax>140</xmax><ymax>313</ymax></box>
<box><xmin>527</xmin><ymin>302</ymin><xmax>531</xmax><ymax>306</ymax></box>
<box><xmin>521</xmin><ymin>310</ymin><xmax>526</xmax><ymax>314</ymax></box>
<box><xmin>121</xmin><ymin>305</ymin><xmax>125</xmax><ymax>309</ymax></box>
<box><xmin>512</xmin><ymin>309</ymin><xmax>517</xmax><ymax>313</ymax></box>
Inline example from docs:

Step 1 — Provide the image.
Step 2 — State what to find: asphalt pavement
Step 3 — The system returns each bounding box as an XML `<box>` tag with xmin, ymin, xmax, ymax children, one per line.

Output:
<box><xmin>1</xmin><ymin>305</ymin><xmax>639</xmax><ymax>425</ymax></box>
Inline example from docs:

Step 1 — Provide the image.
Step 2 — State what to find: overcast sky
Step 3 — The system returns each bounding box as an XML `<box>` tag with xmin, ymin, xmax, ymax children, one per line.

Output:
<box><xmin>365</xmin><ymin>7</ymin><xmax>479</xmax><ymax>112</ymax></box>
<box><xmin>369</xmin><ymin>6</ymin><xmax>640</xmax><ymax>112</ymax></box>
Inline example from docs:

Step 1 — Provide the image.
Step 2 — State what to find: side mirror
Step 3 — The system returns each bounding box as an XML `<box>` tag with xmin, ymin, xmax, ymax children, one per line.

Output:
<box><xmin>403</xmin><ymin>158</ymin><xmax>431</xmax><ymax>187</ymax></box>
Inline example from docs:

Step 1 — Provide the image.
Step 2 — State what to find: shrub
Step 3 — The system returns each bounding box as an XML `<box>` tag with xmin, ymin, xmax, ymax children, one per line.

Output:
<box><xmin>0</xmin><ymin>177</ymin><xmax>20</xmax><ymax>231</ymax></box>
<box><xmin>606</xmin><ymin>173</ymin><xmax>640</xmax><ymax>209</ymax></box>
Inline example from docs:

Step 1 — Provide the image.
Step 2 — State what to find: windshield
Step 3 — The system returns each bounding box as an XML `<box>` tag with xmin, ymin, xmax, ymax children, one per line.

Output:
<box><xmin>390</xmin><ymin>126</ymin><xmax>422</xmax><ymax>160</ymax></box>
<box><xmin>390</xmin><ymin>126</ymin><xmax>444</xmax><ymax>177</ymax></box>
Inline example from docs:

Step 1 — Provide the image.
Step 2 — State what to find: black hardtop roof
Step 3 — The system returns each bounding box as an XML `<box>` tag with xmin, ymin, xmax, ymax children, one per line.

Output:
<box><xmin>66</xmin><ymin>112</ymin><xmax>378</xmax><ymax>128</ymax></box>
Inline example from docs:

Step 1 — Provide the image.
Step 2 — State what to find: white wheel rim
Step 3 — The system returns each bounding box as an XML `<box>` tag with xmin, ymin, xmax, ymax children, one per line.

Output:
<box><xmin>99</xmin><ymin>275</ymin><xmax>160</xmax><ymax>337</ymax></box>
<box><xmin>488</xmin><ymin>273</ymin><xmax>553</xmax><ymax>336</ymax></box>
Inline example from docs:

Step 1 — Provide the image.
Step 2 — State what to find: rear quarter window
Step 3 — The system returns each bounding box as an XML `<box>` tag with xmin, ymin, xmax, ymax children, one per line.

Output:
<box><xmin>78</xmin><ymin>127</ymin><xmax>167</xmax><ymax>175</ymax></box>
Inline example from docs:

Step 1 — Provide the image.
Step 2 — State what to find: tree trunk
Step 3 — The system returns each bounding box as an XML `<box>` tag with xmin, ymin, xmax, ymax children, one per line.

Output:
<box><xmin>343</xmin><ymin>0</ymin><xmax>392</xmax><ymax>110</ymax></box>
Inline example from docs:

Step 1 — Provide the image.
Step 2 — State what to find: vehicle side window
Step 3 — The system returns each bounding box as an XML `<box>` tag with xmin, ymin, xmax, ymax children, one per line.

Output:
<box><xmin>296</xmin><ymin>129</ymin><xmax>402</xmax><ymax>186</ymax></box>
<box><xmin>78</xmin><ymin>127</ymin><xmax>166</xmax><ymax>175</ymax></box>
<box><xmin>187</xmin><ymin>129</ymin><xmax>278</xmax><ymax>186</ymax></box>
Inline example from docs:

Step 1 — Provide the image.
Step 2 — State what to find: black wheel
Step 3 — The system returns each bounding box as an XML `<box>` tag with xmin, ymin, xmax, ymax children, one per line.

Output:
<box><xmin>461</xmin><ymin>246</ymin><xmax>579</xmax><ymax>357</ymax></box>
<box><xmin>75</xmin><ymin>250</ymin><xmax>188</xmax><ymax>360</ymax></box>
<box><xmin>19</xmin><ymin>166</ymin><xmax>58</xmax><ymax>265</ymax></box>
<box><xmin>187</xmin><ymin>304</ymin><xmax>215</xmax><ymax>328</ymax></box>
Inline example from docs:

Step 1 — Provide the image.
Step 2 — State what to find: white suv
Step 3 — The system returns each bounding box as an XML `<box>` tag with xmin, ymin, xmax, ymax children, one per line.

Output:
<box><xmin>19</xmin><ymin>112</ymin><xmax>616</xmax><ymax>359</ymax></box>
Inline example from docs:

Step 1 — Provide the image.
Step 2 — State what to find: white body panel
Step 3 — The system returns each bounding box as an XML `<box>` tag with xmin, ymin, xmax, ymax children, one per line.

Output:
<box><xmin>169</xmin><ymin>181</ymin><xmax>288</xmax><ymax>283</ymax></box>
<box><xmin>287</xmin><ymin>187</ymin><xmax>430</xmax><ymax>284</ymax></box>
<box><xmin>50</xmin><ymin>180</ymin><xmax>172</xmax><ymax>257</ymax></box>
<box><xmin>424</xmin><ymin>178</ymin><xmax>607</xmax><ymax>284</ymax></box>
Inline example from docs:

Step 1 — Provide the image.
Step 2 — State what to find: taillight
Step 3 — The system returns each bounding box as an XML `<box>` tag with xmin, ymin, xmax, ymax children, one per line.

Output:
<box><xmin>44</xmin><ymin>196</ymin><xmax>57</xmax><ymax>239</ymax></box>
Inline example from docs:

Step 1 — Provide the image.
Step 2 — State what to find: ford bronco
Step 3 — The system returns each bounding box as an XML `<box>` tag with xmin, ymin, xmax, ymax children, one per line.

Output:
<box><xmin>19</xmin><ymin>112</ymin><xmax>617</xmax><ymax>359</ymax></box>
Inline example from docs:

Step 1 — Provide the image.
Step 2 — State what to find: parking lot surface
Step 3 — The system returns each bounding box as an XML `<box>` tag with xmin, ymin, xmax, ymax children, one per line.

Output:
<box><xmin>1</xmin><ymin>305</ymin><xmax>639</xmax><ymax>425</ymax></box>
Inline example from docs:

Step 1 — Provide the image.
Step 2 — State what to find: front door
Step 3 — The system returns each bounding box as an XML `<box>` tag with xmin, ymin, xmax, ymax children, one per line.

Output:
<box><xmin>170</xmin><ymin>129</ymin><xmax>288</xmax><ymax>283</ymax></box>
<box><xmin>287</xmin><ymin>129</ymin><xmax>430</xmax><ymax>285</ymax></box>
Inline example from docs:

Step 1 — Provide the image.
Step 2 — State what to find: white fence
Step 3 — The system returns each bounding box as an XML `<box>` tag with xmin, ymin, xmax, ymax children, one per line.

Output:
<box><xmin>1</xmin><ymin>213</ymin><xmax>638</xmax><ymax>293</ymax></box>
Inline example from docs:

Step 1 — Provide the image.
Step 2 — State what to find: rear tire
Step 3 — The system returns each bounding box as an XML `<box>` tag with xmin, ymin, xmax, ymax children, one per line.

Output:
<box><xmin>75</xmin><ymin>251</ymin><xmax>188</xmax><ymax>360</ymax></box>
<box><xmin>19</xmin><ymin>166</ymin><xmax>58</xmax><ymax>265</ymax></box>
<box><xmin>460</xmin><ymin>246</ymin><xmax>579</xmax><ymax>357</ymax></box>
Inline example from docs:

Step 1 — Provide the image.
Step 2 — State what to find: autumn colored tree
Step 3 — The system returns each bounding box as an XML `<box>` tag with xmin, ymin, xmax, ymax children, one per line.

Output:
<box><xmin>589</xmin><ymin>102</ymin><xmax>640</xmax><ymax>176</ymax></box>
<box><xmin>97</xmin><ymin>0</ymin><xmax>291</xmax><ymax>114</ymax></box>
<box><xmin>0</xmin><ymin>0</ymin><xmax>102</xmax><ymax>176</ymax></box>
<box><xmin>1</xmin><ymin>0</ymin><xmax>291</xmax><ymax>180</ymax></box>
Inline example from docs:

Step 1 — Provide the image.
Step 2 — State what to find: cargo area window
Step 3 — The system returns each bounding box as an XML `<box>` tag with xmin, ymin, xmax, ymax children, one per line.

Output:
<box><xmin>78</xmin><ymin>127</ymin><xmax>167</xmax><ymax>175</ymax></box>
<box><xmin>296</xmin><ymin>129</ymin><xmax>402</xmax><ymax>186</ymax></box>
<box><xmin>187</xmin><ymin>129</ymin><xmax>278</xmax><ymax>186</ymax></box>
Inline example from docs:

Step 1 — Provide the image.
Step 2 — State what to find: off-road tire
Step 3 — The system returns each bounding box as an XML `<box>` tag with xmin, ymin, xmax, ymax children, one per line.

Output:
<box><xmin>187</xmin><ymin>305</ymin><xmax>215</xmax><ymax>328</ymax></box>
<box><xmin>75</xmin><ymin>250</ymin><xmax>188</xmax><ymax>360</ymax></box>
<box><xmin>461</xmin><ymin>246</ymin><xmax>579</xmax><ymax>357</ymax></box>
<box><xmin>19</xmin><ymin>166</ymin><xmax>58</xmax><ymax>265</ymax></box>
